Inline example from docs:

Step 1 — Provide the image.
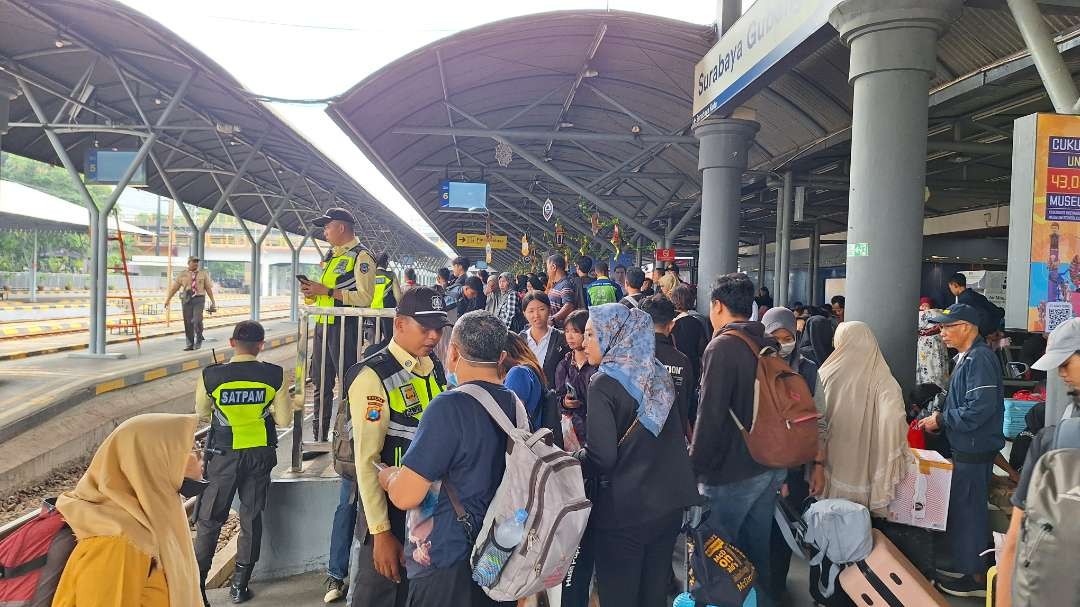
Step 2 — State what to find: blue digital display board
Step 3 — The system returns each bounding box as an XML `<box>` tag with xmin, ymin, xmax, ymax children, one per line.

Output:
<box><xmin>439</xmin><ymin>180</ymin><xmax>487</xmax><ymax>211</ymax></box>
<box><xmin>85</xmin><ymin>149</ymin><xmax>147</xmax><ymax>186</ymax></box>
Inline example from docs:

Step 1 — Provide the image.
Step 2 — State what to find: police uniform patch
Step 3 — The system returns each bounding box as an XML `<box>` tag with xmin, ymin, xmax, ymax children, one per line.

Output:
<box><xmin>366</xmin><ymin>402</ymin><xmax>382</xmax><ymax>422</ymax></box>
<box><xmin>359</xmin><ymin>262</ymin><xmax>371</xmax><ymax>274</ymax></box>
<box><xmin>334</xmin><ymin>259</ymin><xmax>349</xmax><ymax>273</ymax></box>
<box><xmin>431</xmin><ymin>296</ymin><xmax>444</xmax><ymax>310</ymax></box>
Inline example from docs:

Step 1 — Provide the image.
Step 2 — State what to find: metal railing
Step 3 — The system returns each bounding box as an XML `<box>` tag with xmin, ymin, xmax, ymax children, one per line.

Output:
<box><xmin>291</xmin><ymin>305</ymin><xmax>394</xmax><ymax>472</ymax></box>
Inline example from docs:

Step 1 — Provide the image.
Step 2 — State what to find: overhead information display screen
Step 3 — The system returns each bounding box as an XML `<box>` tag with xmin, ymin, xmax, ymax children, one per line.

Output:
<box><xmin>440</xmin><ymin>180</ymin><xmax>487</xmax><ymax>211</ymax></box>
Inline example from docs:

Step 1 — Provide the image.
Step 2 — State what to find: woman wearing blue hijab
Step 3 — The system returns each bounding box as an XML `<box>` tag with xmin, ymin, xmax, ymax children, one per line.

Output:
<box><xmin>575</xmin><ymin>303</ymin><xmax>699</xmax><ymax>607</ymax></box>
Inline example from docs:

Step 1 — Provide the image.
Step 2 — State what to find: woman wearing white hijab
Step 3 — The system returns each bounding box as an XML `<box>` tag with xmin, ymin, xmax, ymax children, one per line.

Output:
<box><xmin>815</xmin><ymin>322</ymin><xmax>911</xmax><ymax>515</ymax></box>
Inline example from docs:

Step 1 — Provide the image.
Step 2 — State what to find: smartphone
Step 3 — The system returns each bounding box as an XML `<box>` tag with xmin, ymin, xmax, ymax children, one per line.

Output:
<box><xmin>565</xmin><ymin>383</ymin><xmax>577</xmax><ymax>400</ymax></box>
<box><xmin>372</xmin><ymin>462</ymin><xmax>388</xmax><ymax>472</ymax></box>
<box><xmin>295</xmin><ymin>274</ymin><xmax>311</xmax><ymax>283</ymax></box>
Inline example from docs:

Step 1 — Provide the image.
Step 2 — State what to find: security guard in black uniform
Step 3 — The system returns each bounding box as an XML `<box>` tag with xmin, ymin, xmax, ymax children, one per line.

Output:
<box><xmin>194</xmin><ymin>320</ymin><xmax>300</xmax><ymax>605</ymax></box>
<box><xmin>342</xmin><ymin>287</ymin><xmax>450</xmax><ymax>607</ymax></box>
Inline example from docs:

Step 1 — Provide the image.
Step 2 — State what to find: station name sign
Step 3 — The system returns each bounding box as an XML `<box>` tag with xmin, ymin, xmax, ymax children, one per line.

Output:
<box><xmin>693</xmin><ymin>0</ymin><xmax>841</xmax><ymax>124</ymax></box>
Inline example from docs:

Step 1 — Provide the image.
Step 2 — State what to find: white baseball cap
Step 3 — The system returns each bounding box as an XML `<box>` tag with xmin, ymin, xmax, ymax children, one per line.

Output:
<box><xmin>1033</xmin><ymin>317</ymin><xmax>1080</xmax><ymax>371</ymax></box>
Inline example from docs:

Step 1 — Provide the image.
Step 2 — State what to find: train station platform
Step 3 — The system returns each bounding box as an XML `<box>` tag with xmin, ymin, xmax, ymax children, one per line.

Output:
<box><xmin>0</xmin><ymin>317</ymin><xmax>299</xmax><ymax>445</ymax></box>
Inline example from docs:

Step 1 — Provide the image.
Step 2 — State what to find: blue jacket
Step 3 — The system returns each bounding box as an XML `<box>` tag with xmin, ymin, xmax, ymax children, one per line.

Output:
<box><xmin>942</xmin><ymin>339</ymin><xmax>1005</xmax><ymax>455</ymax></box>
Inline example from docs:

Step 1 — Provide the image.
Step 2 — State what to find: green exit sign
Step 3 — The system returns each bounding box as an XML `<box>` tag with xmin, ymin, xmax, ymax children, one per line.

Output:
<box><xmin>847</xmin><ymin>242</ymin><xmax>870</xmax><ymax>258</ymax></box>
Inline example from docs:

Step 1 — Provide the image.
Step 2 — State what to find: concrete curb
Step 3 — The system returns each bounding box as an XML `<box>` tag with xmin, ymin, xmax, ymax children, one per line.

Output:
<box><xmin>0</xmin><ymin>333</ymin><xmax>298</xmax><ymax>445</ymax></box>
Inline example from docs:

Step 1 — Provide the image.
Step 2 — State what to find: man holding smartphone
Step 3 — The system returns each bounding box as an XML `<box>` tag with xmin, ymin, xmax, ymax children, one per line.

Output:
<box><xmin>342</xmin><ymin>287</ymin><xmax>450</xmax><ymax>606</ymax></box>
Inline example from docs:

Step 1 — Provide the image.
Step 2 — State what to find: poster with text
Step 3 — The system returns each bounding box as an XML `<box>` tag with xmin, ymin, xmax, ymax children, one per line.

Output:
<box><xmin>1028</xmin><ymin>114</ymin><xmax>1080</xmax><ymax>332</ymax></box>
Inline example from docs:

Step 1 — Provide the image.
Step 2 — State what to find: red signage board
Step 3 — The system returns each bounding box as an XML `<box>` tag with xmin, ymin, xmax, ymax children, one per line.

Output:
<box><xmin>655</xmin><ymin>248</ymin><xmax>676</xmax><ymax>262</ymax></box>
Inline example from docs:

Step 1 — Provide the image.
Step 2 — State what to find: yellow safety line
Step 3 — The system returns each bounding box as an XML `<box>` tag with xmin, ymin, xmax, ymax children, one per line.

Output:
<box><xmin>143</xmin><ymin>368</ymin><xmax>168</xmax><ymax>381</ymax></box>
<box><xmin>95</xmin><ymin>378</ymin><xmax>126</xmax><ymax>395</ymax></box>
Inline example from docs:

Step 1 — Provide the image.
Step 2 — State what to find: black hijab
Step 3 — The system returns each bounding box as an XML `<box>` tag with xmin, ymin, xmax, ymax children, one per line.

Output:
<box><xmin>799</xmin><ymin>315</ymin><xmax>835</xmax><ymax>366</ymax></box>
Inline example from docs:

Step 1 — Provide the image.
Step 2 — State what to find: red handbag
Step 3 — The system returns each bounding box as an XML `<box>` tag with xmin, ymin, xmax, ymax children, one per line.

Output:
<box><xmin>907</xmin><ymin>419</ymin><xmax>927</xmax><ymax>449</ymax></box>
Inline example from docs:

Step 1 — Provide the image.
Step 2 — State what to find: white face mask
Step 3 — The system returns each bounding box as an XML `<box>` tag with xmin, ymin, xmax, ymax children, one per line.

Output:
<box><xmin>778</xmin><ymin>341</ymin><xmax>796</xmax><ymax>357</ymax></box>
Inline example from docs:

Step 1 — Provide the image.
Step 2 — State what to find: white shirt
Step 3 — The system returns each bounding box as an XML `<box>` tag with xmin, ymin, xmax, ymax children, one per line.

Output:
<box><xmin>526</xmin><ymin>326</ymin><xmax>552</xmax><ymax>367</ymax></box>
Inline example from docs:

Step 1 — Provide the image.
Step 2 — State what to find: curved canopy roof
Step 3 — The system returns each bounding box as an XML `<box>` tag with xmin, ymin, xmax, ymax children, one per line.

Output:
<box><xmin>329</xmin><ymin>6</ymin><xmax>1080</xmax><ymax>268</ymax></box>
<box><xmin>0</xmin><ymin>0</ymin><xmax>446</xmax><ymax>268</ymax></box>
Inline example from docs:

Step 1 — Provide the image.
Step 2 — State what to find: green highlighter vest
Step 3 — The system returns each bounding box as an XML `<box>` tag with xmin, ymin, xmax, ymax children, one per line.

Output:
<box><xmin>371</xmin><ymin>269</ymin><xmax>397</xmax><ymax>310</ymax></box>
<box><xmin>203</xmin><ymin>360</ymin><xmax>285</xmax><ymax>450</ymax></box>
<box><xmin>344</xmin><ymin>347</ymin><xmax>446</xmax><ymax>468</ymax></box>
<box><xmin>314</xmin><ymin>243</ymin><xmax>370</xmax><ymax>324</ymax></box>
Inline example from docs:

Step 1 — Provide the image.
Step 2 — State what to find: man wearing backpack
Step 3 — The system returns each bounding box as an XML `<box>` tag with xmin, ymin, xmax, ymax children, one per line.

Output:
<box><xmin>692</xmin><ymin>273</ymin><xmax>786</xmax><ymax>607</ymax></box>
<box><xmin>337</xmin><ymin>287</ymin><xmax>449</xmax><ymax>606</ymax></box>
<box><xmin>921</xmin><ymin>303</ymin><xmax>1005</xmax><ymax>598</ymax></box>
<box><xmin>378</xmin><ymin>311</ymin><xmax>518</xmax><ymax>607</ymax></box>
<box><xmin>998</xmin><ymin>317</ymin><xmax>1080</xmax><ymax>606</ymax></box>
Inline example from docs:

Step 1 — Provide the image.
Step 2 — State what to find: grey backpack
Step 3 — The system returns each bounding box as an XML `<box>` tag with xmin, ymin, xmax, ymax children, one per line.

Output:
<box><xmin>802</xmin><ymin>499</ymin><xmax>873</xmax><ymax>598</ymax></box>
<box><xmin>453</xmin><ymin>384</ymin><xmax>591</xmax><ymax>601</ymax></box>
<box><xmin>1011</xmin><ymin>417</ymin><xmax>1080</xmax><ymax>606</ymax></box>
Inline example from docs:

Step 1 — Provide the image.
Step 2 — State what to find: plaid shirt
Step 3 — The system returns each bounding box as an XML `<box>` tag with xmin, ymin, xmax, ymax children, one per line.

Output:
<box><xmin>499</xmin><ymin>290</ymin><xmax>523</xmax><ymax>330</ymax></box>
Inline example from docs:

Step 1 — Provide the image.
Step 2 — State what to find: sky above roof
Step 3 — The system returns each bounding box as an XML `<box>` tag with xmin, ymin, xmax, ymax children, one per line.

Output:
<box><xmin>115</xmin><ymin>1</ymin><xmax>729</xmax><ymax>255</ymax></box>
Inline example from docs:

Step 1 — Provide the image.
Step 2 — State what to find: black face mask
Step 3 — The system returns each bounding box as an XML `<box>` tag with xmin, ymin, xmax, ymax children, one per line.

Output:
<box><xmin>179</xmin><ymin>477</ymin><xmax>209</xmax><ymax>499</ymax></box>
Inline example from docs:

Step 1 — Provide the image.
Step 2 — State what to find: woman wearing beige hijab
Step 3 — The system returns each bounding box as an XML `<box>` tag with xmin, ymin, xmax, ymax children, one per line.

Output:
<box><xmin>814</xmin><ymin>322</ymin><xmax>911</xmax><ymax>515</ymax></box>
<box><xmin>52</xmin><ymin>413</ymin><xmax>203</xmax><ymax>607</ymax></box>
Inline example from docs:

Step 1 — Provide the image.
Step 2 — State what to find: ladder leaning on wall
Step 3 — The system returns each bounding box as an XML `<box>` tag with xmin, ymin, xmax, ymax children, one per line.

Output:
<box><xmin>105</xmin><ymin>209</ymin><xmax>141</xmax><ymax>353</ymax></box>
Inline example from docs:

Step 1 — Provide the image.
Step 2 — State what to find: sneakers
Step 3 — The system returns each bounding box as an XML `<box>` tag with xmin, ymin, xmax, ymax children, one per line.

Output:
<box><xmin>937</xmin><ymin>576</ymin><xmax>987</xmax><ymax>598</ymax></box>
<box><xmin>324</xmin><ymin>577</ymin><xmax>345</xmax><ymax>603</ymax></box>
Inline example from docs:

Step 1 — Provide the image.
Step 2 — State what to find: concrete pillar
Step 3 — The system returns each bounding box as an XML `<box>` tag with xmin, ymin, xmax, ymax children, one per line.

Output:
<box><xmin>779</xmin><ymin>171</ymin><xmax>794</xmax><ymax>306</ymax></box>
<box><xmin>693</xmin><ymin>118</ymin><xmax>760</xmax><ymax>313</ymax></box>
<box><xmin>773</xmin><ymin>191</ymin><xmax>783</xmax><ymax>298</ymax></box>
<box><xmin>830</xmin><ymin>0</ymin><xmax>962</xmax><ymax>390</ymax></box>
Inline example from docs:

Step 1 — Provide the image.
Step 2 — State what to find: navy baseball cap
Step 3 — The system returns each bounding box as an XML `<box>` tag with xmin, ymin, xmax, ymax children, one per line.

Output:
<box><xmin>396</xmin><ymin>287</ymin><xmax>452</xmax><ymax>330</ymax></box>
<box><xmin>312</xmin><ymin>207</ymin><xmax>356</xmax><ymax>227</ymax></box>
<box><xmin>231</xmin><ymin>320</ymin><xmax>265</xmax><ymax>343</ymax></box>
<box><xmin>928</xmin><ymin>303</ymin><xmax>980</xmax><ymax>326</ymax></box>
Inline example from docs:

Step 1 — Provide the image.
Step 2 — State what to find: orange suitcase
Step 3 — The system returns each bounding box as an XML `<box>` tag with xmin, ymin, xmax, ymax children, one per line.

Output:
<box><xmin>838</xmin><ymin>529</ymin><xmax>948</xmax><ymax>606</ymax></box>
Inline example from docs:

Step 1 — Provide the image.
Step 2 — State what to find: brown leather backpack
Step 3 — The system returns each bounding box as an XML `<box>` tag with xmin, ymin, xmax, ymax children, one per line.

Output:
<box><xmin>722</xmin><ymin>329</ymin><xmax>819</xmax><ymax>469</ymax></box>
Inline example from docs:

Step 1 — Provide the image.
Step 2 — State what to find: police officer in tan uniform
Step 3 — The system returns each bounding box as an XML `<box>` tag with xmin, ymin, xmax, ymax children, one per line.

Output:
<box><xmin>165</xmin><ymin>255</ymin><xmax>218</xmax><ymax>350</ymax></box>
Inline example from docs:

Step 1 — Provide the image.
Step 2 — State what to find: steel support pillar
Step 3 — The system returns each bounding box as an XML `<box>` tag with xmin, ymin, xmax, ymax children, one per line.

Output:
<box><xmin>779</xmin><ymin>171</ymin><xmax>794</xmax><ymax>307</ymax></box>
<box><xmin>29</xmin><ymin>230</ymin><xmax>38</xmax><ymax>303</ymax></box>
<box><xmin>1006</xmin><ymin>0</ymin><xmax>1080</xmax><ymax>114</ymax></box>
<box><xmin>693</xmin><ymin>118</ymin><xmax>759</xmax><ymax>314</ymax></box>
<box><xmin>250</xmin><ymin>242</ymin><xmax>261</xmax><ymax>320</ymax></box>
<box><xmin>758</xmin><ymin>232</ymin><xmax>768</xmax><ymax>292</ymax></box>
<box><xmin>810</xmin><ymin>222</ymin><xmax>822</xmax><ymax>305</ymax></box>
<box><xmin>830</xmin><ymin>0</ymin><xmax>962</xmax><ymax>392</ymax></box>
<box><xmin>773</xmin><ymin>191</ymin><xmax>784</xmax><ymax>298</ymax></box>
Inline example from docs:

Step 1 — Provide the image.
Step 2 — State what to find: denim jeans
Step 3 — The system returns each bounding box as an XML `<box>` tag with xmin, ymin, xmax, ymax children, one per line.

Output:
<box><xmin>328</xmin><ymin>478</ymin><xmax>357</xmax><ymax>581</ymax></box>
<box><xmin>701</xmin><ymin>468</ymin><xmax>786</xmax><ymax>607</ymax></box>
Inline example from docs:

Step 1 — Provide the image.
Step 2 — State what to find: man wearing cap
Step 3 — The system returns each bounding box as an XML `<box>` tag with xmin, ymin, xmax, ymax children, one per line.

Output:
<box><xmin>194</xmin><ymin>320</ymin><xmax>301</xmax><ymax>605</ymax></box>
<box><xmin>339</xmin><ymin>287</ymin><xmax>450</xmax><ymax>606</ymax></box>
<box><xmin>165</xmin><ymin>255</ymin><xmax>218</xmax><ymax>350</ymax></box>
<box><xmin>300</xmin><ymin>207</ymin><xmax>378</xmax><ymax>442</ymax></box>
<box><xmin>998</xmin><ymin>317</ymin><xmax>1080</xmax><ymax>606</ymax></box>
<box><xmin>921</xmin><ymin>303</ymin><xmax>1005</xmax><ymax>598</ymax></box>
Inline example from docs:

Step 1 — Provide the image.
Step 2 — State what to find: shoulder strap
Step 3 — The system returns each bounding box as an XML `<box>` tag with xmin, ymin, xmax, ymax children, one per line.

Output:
<box><xmin>455</xmin><ymin>383</ymin><xmax>528</xmax><ymax>435</ymax></box>
<box><xmin>720</xmin><ymin>328</ymin><xmax>763</xmax><ymax>359</ymax></box>
<box><xmin>1053</xmin><ymin>417</ymin><xmax>1080</xmax><ymax>450</ymax></box>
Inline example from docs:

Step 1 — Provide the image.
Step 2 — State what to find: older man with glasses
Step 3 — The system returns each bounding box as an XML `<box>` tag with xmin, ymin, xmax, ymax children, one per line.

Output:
<box><xmin>920</xmin><ymin>303</ymin><xmax>1005</xmax><ymax>598</ymax></box>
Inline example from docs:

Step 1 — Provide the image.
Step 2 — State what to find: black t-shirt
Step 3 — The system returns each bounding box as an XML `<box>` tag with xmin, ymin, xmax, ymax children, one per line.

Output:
<box><xmin>1013</xmin><ymin>427</ymin><xmax>1054</xmax><ymax>510</ymax></box>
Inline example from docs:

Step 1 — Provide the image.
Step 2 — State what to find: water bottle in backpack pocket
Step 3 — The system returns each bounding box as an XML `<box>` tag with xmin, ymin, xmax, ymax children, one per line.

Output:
<box><xmin>473</xmin><ymin>509</ymin><xmax>528</xmax><ymax>587</ymax></box>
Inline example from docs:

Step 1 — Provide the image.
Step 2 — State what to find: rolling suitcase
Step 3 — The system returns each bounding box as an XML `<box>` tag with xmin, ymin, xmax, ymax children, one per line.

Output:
<box><xmin>838</xmin><ymin>529</ymin><xmax>948</xmax><ymax>606</ymax></box>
